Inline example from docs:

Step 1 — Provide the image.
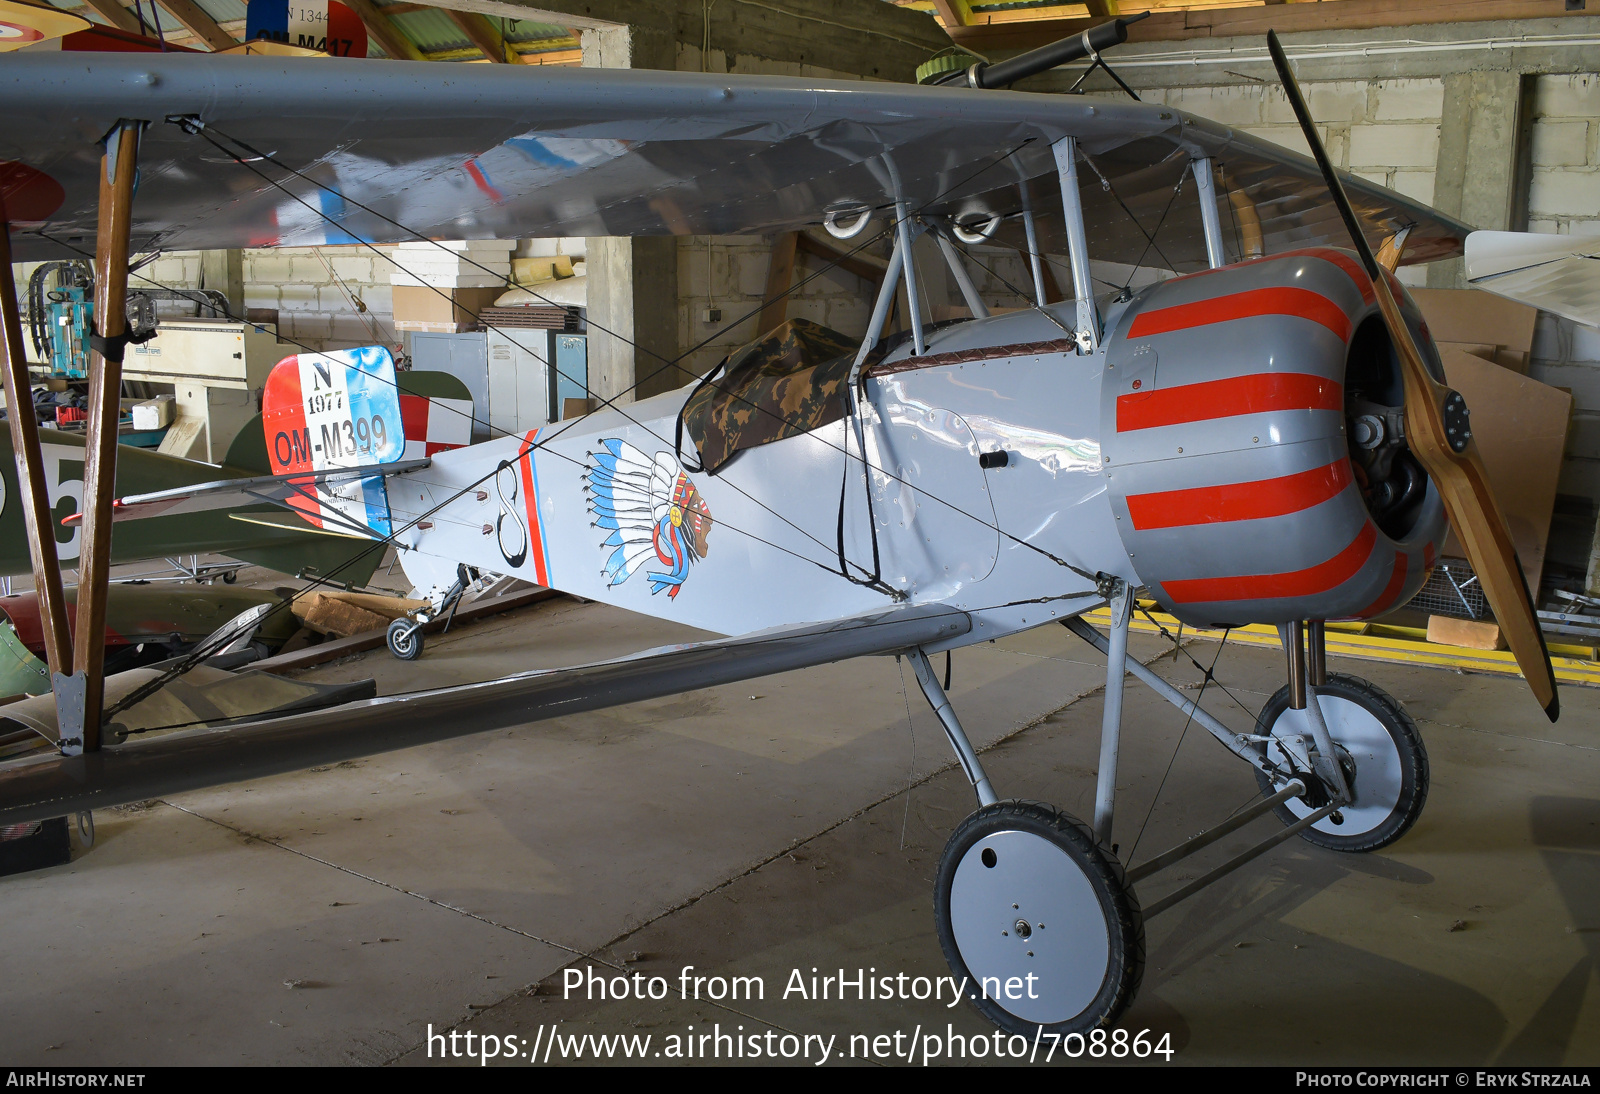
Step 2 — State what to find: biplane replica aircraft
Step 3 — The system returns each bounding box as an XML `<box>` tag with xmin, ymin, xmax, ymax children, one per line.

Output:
<box><xmin>0</xmin><ymin>19</ymin><xmax>1563</xmax><ymax>1036</ymax></box>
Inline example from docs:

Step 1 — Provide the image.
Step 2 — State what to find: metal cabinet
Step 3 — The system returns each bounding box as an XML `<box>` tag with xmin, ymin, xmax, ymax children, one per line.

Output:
<box><xmin>409</xmin><ymin>328</ymin><xmax>567</xmax><ymax>436</ymax></box>
<box><xmin>485</xmin><ymin>328</ymin><xmax>550</xmax><ymax>436</ymax></box>
<box><xmin>552</xmin><ymin>334</ymin><xmax>590</xmax><ymax>419</ymax></box>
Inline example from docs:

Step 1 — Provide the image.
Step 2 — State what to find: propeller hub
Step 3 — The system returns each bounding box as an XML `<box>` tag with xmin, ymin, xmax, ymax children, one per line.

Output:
<box><xmin>1352</xmin><ymin>414</ymin><xmax>1385</xmax><ymax>450</ymax></box>
<box><xmin>1442</xmin><ymin>390</ymin><xmax>1472</xmax><ymax>454</ymax></box>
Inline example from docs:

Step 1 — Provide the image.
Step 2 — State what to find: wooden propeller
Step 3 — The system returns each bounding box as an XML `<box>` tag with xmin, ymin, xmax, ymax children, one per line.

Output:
<box><xmin>1267</xmin><ymin>31</ymin><xmax>1559</xmax><ymax>722</ymax></box>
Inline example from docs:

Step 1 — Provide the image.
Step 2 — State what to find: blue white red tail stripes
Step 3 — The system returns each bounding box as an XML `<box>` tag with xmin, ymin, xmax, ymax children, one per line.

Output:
<box><xmin>262</xmin><ymin>345</ymin><xmax>405</xmax><ymax>538</ymax></box>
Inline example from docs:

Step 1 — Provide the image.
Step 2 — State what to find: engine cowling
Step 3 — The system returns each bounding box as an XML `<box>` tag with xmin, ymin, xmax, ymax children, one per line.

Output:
<box><xmin>1099</xmin><ymin>248</ymin><xmax>1447</xmax><ymax>628</ymax></box>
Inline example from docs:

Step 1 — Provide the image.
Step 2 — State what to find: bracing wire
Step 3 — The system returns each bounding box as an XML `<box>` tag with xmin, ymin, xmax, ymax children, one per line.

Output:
<box><xmin>183</xmin><ymin>121</ymin><xmax>1103</xmax><ymax>584</ymax></box>
<box><xmin>64</xmin><ymin>122</ymin><xmax>1113</xmax><ymax>720</ymax></box>
<box><xmin>38</xmin><ymin>229</ymin><xmax>897</xmax><ymax>671</ymax></box>
<box><xmin>1124</xmin><ymin>626</ymin><xmax>1231</xmax><ymax>866</ymax></box>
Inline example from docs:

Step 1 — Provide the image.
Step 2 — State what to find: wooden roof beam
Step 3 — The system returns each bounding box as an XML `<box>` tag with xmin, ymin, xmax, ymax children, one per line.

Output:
<box><xmin>931</xmin><ymin>0</ymin><xmax>970</xmax><ymax>28</ymax></box>
<box><xmin>344</xmin><ymin>0</ymin><xmax>426</xmax><ymax>59</ymax></box>
<box><xmin>77</xmin><ymin>0</ymin><xmax>142</xmax><ymax>35</ymax></box>
<box><xmin>156</xmin><ymin>0</ymin><xmax>237</xmax><ymax>50</ymax></box>
<box><xmin>445</xmin><ymin>8</ymin><xmax>517</xmax><ymax>62</ymax></box>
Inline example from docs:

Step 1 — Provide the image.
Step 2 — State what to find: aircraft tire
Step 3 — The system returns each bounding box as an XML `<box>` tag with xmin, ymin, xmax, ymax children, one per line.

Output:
<box><xmin>386</xmin><ymin>618</ymin><xmax>424</xmax><ymax>661</ymax></box>
<box><xmin>1252</xmin><ymin>673</ymin><xmax>1428</xmax><ymax>852</ymax></box>
<box><xmin>934</xmin><ymin>800</ymin><xmax>1143</xmax><ymax>1037</ymax></box>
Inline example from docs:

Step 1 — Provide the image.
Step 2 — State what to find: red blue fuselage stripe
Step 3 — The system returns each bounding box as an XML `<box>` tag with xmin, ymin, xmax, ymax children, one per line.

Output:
<box><xmin>520</xmin><ymin>430</ymin><xmax>550</xmax><ymax>586</ymax></box>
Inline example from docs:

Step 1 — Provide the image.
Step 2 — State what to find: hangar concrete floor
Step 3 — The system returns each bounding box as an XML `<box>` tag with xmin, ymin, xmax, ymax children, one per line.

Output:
<box><xmin>1</xmin><ymin>586</ymin><xmax>1596</xmax><ymax>1066</ymax></box>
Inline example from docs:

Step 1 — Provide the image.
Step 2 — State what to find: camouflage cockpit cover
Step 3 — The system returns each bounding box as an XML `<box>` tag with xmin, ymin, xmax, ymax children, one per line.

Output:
<box><xmin>683</xmin><ymin>318</ymin><xmax>882</xmax><ymax>475</ymax></box>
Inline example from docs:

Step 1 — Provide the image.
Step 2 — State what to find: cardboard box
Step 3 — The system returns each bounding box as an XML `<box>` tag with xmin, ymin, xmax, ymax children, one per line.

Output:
<box><xmin>291</xmin><ymin>590</ymin><xmax>427</xmax><ymax>638</ymax></box>
<box><xmin>1439</xmin><ymin>346</ymin><xmax>1574</xmax><ymax>594</ymax></box>
<box><xmin>391</xmin><ymin>285</ymin><xmax>502</xmax><ymax>331</ymax></box>
<box><xmin>1411</xmin><ymin>287</ymin><xmax>1538</xmax><ymax>373</ymax></box>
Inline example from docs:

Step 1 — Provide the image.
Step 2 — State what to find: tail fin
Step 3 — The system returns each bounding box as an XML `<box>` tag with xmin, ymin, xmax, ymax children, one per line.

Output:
<box><xmin>224</xmin><ymin>413</ymin><xmax>272</xmax><ymax>473</ymax></box>
<box><xmin>262</xmin><ymin>346</ymin><xmax>405</xmax><ymax>537</ymax></box>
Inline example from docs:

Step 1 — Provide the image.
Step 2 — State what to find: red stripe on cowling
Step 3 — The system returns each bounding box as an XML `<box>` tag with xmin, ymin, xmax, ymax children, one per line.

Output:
<box><xmin>1126</xmin><ymin>459</ymin><xmax>1351</xmax><ymax>530</ymax></box>
<box><xmin>1163</xmin><ymin>522</ymin><xmax>1378</xmax><ymax>605</ymax></box>
<box><xmin>1356</xmin><ymin>550</ymin><xmax>1409</xmax><ymax>619</ymax></box>
<box><xmin>1116</xmin><ymin>372</ymin><xmax>1341</xmax><ymax>432</ymax></box>
<box><xmin>1127</xmin><ymin>286</ymin><xmax>1352</xmax><ymax>342</ymax></box>
<box><xmin>1271</xmin><ymin>248</ymin><xmax>1376</xmax><ymax>305</ymax></box>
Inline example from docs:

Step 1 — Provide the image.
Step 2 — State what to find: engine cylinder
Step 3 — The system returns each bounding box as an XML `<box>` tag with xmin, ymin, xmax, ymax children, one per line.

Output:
<box><xmin>1098</xmin><ymin>248</ymin><xmax>1447</xmax><ymax>628</ymax></box>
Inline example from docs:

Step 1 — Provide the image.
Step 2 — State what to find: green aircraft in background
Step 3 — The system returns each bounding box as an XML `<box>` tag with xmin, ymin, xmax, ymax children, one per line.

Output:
<box><xmin>0</xmin><ymin>372</ymin><xmax>476</xmax><ymax>587</ymax></box>
<box><xmin>0</xmin><ymin>421</ymin><xmax>385</xmax><ymax>587</ymax></box>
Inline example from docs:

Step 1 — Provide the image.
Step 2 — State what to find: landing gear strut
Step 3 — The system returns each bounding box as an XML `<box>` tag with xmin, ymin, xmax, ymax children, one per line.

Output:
<box><xmin>915</xmin><ymin>587</ymin><xmax>1144</xmax><ymax>1035</ymax></box>
<box><xmin>919</xmin><ymin>590</ymin><xmax>1430</xmax><ymax>1036</ymax></box>
<box><xmin>385</xmin><ymin>564</ymin><xmax>474</xmax><ymax>661</ymax></box>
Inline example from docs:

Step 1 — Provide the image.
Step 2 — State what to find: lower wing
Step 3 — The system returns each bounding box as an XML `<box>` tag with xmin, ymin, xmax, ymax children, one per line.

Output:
<box><xmin>0</xmin><ymin>603</ymin><xmax>970</xmax><ymax>825</ymax></box>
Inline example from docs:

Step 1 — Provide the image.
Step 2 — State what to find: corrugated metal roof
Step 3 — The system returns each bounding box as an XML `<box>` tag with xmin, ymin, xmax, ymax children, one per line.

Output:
<box><xmin>194</xmin><ymin>0</ymin><xmax>248</xmax><ymax>23</ymax></box>
<box><xmin>386</xmin><ymin>6</ymin><xmax>472</xmax><ymax>54</ymax></box>
<box><xmin>381</xmin><ymin>5</ymin><xmax>574</xmax><ymax>60</ymax></box>
<box><xmin>505</xmin><ymin>21</ymin><xmax>571</xmax><ymax>45</ymax></box>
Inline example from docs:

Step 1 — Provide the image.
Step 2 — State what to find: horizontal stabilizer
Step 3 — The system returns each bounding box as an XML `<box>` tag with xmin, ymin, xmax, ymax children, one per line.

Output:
<box><xmin>0</xmin><ymin>604</ymin><xmax>971</xmax><ymax>825</ymax></box>
<box><xmin>227</xmin><ymin>511</ymin><xmax>372</xmax><ymax>540</ymax></box>
<box><xmin>62</xmin><ymin>459</ymin><xmax>431</xmax><ymax>528</ymax></box>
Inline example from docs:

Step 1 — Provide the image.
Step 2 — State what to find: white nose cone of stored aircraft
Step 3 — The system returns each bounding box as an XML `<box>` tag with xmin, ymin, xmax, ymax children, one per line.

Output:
<box><xmin>1465</xmin><ymin>229</ymin><xmax>1600</xmax><ymax>328</ymax></box>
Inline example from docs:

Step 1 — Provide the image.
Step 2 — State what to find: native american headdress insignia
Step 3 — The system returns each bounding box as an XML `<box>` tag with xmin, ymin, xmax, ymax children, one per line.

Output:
<box><xmin>584</xmin><ymin>439</ymin><xmax>713</xmax><ymax>599</ymax></box>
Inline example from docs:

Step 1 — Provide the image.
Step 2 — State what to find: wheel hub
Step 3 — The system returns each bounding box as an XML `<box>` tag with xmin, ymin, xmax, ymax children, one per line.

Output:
<box><xmin>948</xmin><ymin>829</ymin><xmax>1110</xmax><ymax>1025</ymax></box>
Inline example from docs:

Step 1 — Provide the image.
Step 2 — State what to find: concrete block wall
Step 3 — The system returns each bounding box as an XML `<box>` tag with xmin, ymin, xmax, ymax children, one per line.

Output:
<box><xmin>116</xmin><ymin>245</ymin><xmax>406</xmax><ymax>354</ymax></box>
<box><xmin>675</xmin><ymin>235</ymin><xmax>875</xmax><ymax>378</ymax></box>
<box><xmin>1524</xmin><ymin>75</ymin><xmax>1600</xmax><ymax>519</ymax></box>
<box><xmin>669</xmin><ymin>44</ymin><xmax>897</xmax><ymax>378</ymax></box>
<box><xmin>1528</xmin><ymin>74</ymin><xmax>1600</xmax><ymax>233</ymax></box>
<box><xmin>243</xmin><ymin>245</ymin><xmax>401</xmax><ymax>352</ymax></box>
<box><xmin>123</xmin><ymin>242</ymin><xmax>577</xmax><ymax>356</ymax></box>
<box><xmin>1145</xmin><ymin>77</ymin><xmax>1447</xmax><ymax>286</ymax></box>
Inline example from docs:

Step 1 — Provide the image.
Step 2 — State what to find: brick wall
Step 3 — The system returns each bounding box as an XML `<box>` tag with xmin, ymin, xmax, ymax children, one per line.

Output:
<box><xmin>118</xmin><ymin>245</ymin><xmax>408</xmax><ymax>354</ymax></box>
<box><xmin>1528</xmin><ymin>74</ymin><xmax>1600</xmax><ymax>235</ymax></box>
<box><xmin>1119</xmin><ymin>76</ymin><xmax>1447</xmax><ymax>287</ymax></box>
<box><xmin>670</xmin><ymin>43</ymin><xmax>890</xmax><ymax>377</ymax></box>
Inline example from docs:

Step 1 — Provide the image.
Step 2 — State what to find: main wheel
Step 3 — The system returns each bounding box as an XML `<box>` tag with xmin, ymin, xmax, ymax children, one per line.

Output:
<box><xmin>1252</xmin><ymin>672</ymin><xmax>1428</xmax><ymax>852</ymax></box>
<box><xmin>386</xmin><ymin>618</ymin><xmax>424</xmax><ymax>661</ymax></box>
<box><xmin>935</xmin><ymin>800</ymin><xmax>1143</xmax><ymax>1036</ymax></box>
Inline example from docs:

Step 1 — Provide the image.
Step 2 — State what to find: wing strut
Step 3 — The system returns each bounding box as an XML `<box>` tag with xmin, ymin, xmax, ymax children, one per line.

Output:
<box><xmin>0</xmin><ymin>198</ymin><xmax>73</xmax><ymax>686</ymax></box>
<box><xmin>68</xmin><ymin>119</ymin><xmax>146</xmax><ymax>755</ymax></box>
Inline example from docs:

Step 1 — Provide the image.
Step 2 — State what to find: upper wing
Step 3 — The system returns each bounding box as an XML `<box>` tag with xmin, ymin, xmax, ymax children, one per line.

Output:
<box><xmin>1466</xmin><ymin>230</ymin><xmax>1600</xmax><ymax>328</ymax></box>
<box><xmin>0</xmin><ymin>602</ymin><xmax>971</xmax><ymax>824</ymax></box>
<box><xmin>1</xmin><ymin>52</ymin><xmax>1465</xmax><ymax>271</ymax></box>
